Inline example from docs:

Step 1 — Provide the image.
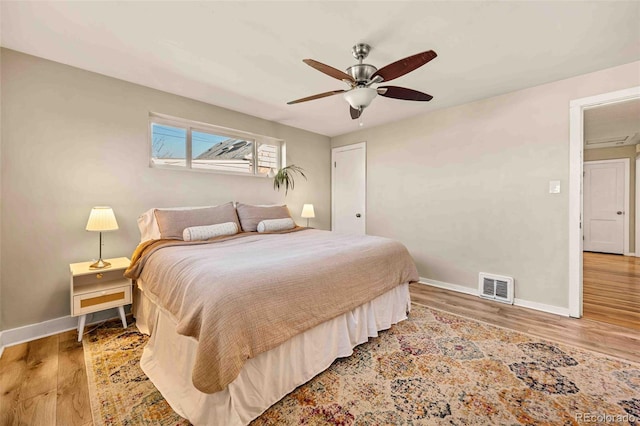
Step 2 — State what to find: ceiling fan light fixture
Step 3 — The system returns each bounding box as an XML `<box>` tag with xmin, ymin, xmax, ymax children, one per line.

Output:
<box><xmin>343</xmin><ymin>87</ymin><xmax>377</xmax><ymax>109</ymax></box>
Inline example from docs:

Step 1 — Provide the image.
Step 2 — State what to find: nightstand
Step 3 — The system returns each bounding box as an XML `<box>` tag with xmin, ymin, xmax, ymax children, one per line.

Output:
<box><xmin>70</xmin><ymin>257</ymin><xmax>131</xmax><ymax>342</ymax></box>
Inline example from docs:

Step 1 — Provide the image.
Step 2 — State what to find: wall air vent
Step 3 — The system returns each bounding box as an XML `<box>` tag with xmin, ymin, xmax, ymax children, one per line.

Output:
<box><xmin>478</xmin><ymin>273</ymin><xmax>514</xmax><ymax>304</ymax></box>
<box><xmin>585</xmin><ymin>135</ymin><xmax>629</xmax><ymax>146</ymax></box>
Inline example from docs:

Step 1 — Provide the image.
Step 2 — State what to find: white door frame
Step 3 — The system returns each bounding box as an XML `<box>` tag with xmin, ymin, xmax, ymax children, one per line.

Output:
<box><xmin>331</xmin><ymin>142</ymin><xmax>366</xmax><ymax>232</ymax></box>
<box><xmin>568</xmin><ymin>86</ymin><xmax>640</xmax><ymax>318</ymax></box>
<box><xmin>637</xmin><ymin>155</ymin><xmax>640</xmax><ymax>260</ymax></box>
<box><xmin>583</xmin><ymin>158</ymin><xmax>630</xmax><ymax>254</ymax></box>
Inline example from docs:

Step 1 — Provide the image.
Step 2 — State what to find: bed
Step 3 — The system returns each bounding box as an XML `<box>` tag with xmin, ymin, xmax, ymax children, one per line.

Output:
<box><xmin>126</xmin><ymin>203</ymin><xmax>419</xmax><ymax>425</ymax></box>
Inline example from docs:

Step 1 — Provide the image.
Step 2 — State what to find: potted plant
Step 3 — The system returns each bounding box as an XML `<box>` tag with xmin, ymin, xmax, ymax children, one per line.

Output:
<box><xmin>272</xmin><ymin>165</ymin><xmax>307</xmax><ymax>195</ymax></box>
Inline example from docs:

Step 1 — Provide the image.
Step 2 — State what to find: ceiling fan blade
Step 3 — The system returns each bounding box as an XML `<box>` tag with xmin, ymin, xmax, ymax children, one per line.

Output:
<box><xmin>303</xmin><ymin>59</ymin><xmax>355</xmax><ymax>84</ymax></box>
<box><xmin>377</xmin><ymin>86</ymin><xmax>433</xmax><ymax>101</ymax></box>
<box><xmin>287</xmin><ymin>90</ymin><xmax>346</xmax><ymax>105</ymax></box>
<box><xmin>372</xmin><ymin>50</ymin><xmax>437</xmax><ymax>82</ymax></box>
<box><xmin>350</xmin><ymin>106</ymin><xmax>361</xmax><ymax>120</ymax></box>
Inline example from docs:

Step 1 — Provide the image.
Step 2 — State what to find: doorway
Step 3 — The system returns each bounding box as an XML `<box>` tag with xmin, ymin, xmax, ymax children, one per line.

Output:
<box><xmin>569</xmin><ymin>86</ymin><xmax>640</xmax><ymax>318</ymax></box>
<box><xmin>331</xmin><ymin>142</ymin><xmax>366</xmax><ymax>234</ymax></box>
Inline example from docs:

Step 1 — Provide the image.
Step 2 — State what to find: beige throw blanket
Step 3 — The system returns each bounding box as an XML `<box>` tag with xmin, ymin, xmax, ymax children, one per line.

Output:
<box><xmin>127</xmin><ymin>229</ymin><xmax>419</xmax><ymax>394</ymax></box>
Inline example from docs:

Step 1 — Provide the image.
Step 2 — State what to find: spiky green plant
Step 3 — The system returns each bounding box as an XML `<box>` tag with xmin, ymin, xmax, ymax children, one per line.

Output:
<box><xmin>273</xmin><ymin>165</ymin><xmax>307</xmax><ymax>195</ymax></box>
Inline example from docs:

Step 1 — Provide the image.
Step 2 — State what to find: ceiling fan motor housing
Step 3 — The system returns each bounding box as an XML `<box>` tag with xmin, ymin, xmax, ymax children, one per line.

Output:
<box><xmin>346</xmin><ymin>64</ymin><xmax>378</xmax><ymax>85</ymax></box>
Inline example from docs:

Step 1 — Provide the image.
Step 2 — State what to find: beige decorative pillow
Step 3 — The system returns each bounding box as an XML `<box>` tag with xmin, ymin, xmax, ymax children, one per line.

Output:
<box><xmin>183</xmin><ymin>222</ymin><xmax>239</xmax><ymax>241</ymax></box>
<box><xmin>138</xmin><ymin>205</ymin><xmax>212</xmax><ymax>242</ymax></box>
<box><xmin>257</xmin><ymin>218</ymin><xmax>296</xmax><ymax>233</ymax></box>
<box><xmin>236</xmin><ymin>203</ymin><xmax>292</xmax><ymax>232</ymax></box>
<box><xmin>154</xmin><ymin>202</ymin><xmax>240</xmax><ymax>240</ymax></box>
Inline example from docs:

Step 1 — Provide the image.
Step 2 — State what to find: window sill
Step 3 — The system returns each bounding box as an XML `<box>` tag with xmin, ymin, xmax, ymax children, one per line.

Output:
<box><xmin>149</xmin><ymin>163</ymin><xmax>272</xmax><ymax>179</ymax></box>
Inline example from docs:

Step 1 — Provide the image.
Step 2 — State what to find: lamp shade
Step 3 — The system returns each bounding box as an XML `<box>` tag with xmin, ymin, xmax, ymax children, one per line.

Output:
<box><xmin>343</xmin><ymin>87</ymin><xmax>377</xmax><ymax>109</ymax></box>
<box><xmin>301</xmin><ymin>204</ymin><xmax>315</xmax><ymax>219</ymax></box>
<box><xmin>86</xmin><ymin>206</ymin><xmax>119</xmax><ymax>232</ymax></box>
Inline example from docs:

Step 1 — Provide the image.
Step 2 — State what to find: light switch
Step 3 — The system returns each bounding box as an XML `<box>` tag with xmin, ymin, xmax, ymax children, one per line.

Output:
<box><xmin>549</xmin><ymin>180</ymin><xmax>561</xmax><ymax>194</ymax></box>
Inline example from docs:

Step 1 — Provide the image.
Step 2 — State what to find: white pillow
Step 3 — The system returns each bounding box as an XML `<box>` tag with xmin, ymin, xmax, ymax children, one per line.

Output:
<box><xmin>257</xmin><ymin>218</ymin><xmax>296</xmax><ymax>233</ymax></box>
<box><xmin>183</xmin><ymin>222</ymin><xmax>239</xmax><ymax>241</ymax></box>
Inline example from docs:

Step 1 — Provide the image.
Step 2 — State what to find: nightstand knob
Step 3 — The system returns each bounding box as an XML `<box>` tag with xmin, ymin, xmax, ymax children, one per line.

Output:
<box><xmin>96</xmin><ymin>273</ymin><xmax>103</xmax><ymax>279</ymax></box>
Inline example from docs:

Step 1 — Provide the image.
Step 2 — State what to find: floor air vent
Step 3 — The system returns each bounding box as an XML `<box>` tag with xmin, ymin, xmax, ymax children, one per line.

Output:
<box><xmin>478</xmin><ymin>273</ymin><xmax>514</xmax><ymax>304</ymax></box>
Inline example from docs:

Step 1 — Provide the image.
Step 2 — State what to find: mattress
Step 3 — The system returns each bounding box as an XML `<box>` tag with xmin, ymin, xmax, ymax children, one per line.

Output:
<box><xmin>134</xmin><ymin>281</ymin><xmax>411</xmax><ymax>425</ymax></box>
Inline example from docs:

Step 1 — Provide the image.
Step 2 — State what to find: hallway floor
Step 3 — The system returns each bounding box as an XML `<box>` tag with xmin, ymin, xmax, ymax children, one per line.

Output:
<box><xmin>583</xmin><ymin>251</ymin><xmax>640</xmax><ymax>330</ymax></box>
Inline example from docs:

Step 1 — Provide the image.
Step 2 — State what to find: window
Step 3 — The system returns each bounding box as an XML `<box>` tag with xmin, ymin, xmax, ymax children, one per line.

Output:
<box><xmin>150</xmin><ymin>114</ymin><xmax>283</xmax><ymax>176</ymax></box>
<box><xmin>151</xmin><ymin>123</ymin><xmax>187</xmax><ymax>167</ymax></box>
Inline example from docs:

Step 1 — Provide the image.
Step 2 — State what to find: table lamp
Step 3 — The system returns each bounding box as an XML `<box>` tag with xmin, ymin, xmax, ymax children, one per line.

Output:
<box><xmin>86</xmin><ymin>206</ymin><xmax>119</xmax><ymax>269</ymax></box>
<box><xmin>301</xmin><ymin>204</ymin><xmax>315</xmax><ymax>227</ymax></box>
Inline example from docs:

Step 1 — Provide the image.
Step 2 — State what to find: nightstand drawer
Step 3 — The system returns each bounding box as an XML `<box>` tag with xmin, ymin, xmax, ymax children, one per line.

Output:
<box><xmin>74</xmin><ymin>268</ymin><xmax>125</xmax><ymax>287</ymax></box>
<box><xmin>73</xmin><ymin>284</ymin><xmax>131</xmax><ymax>316</ymax></box>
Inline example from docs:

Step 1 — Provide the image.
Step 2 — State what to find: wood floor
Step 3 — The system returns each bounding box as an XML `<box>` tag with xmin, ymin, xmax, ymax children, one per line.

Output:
<box><xmin>0</xmin><ymin>330</ymin><xmax>91</xmax><ymax>426</ymax></box>
<box><xmin>583</xmin><ymin>251</ymin><xmax>640</xmax><ymax>330</ymax></box>
<box><xmin>1</xmin><ymin>284</ymin><xmax>639</xmax><ymax>425</ymax></box>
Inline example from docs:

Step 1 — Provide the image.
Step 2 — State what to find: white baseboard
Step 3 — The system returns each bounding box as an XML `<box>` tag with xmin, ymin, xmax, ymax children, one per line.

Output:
<box><xmin>1</xmin><ymin>315</ymin><xmax>80</xmax><ymax>350</ymax></box>
<box><xmin>419</xmin><ymin>277</ymin><xmax>478</xmax><ymax>296</ymax></box>
<box><xmin>418</xmin><ymin>277</ymin><xmax>570</xmax><ymax>317</ymax></box>
<box><xmin>624</xmin><ymin>252</ymin><xmax>636</xmax><ymax>257</ymax></box>
<box><xmin>513</xmin><ymin>298</ymin><xmax>570</xmax><ymax>317</ymax></box>
<box><xmin>0</xmin><ymin>307</ymin><xmax>126</xmax><ymax>354</ymax></box>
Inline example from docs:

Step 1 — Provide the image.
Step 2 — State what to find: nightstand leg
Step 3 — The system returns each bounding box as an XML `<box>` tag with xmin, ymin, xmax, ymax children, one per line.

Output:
<box><xmin>118</xmin><ymin>306</ymin><xmax>127</xmax><ymax>329</ymax></box>
<box><xmin>77</xmin><ymin>315</ymin><xmax>87</xmax><ymax>342</ymax></box>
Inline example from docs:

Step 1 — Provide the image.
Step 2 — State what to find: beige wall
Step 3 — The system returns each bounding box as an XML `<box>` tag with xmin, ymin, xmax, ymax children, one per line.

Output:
<box><xmin>332</xmin><ymin>61</ymin><xmax>640</xmax><ymax>309</ymax></box>
<box><xmin>0</xmin><ymin>49</ymin><xmax>331</xmax><ymax>330</ymax></box>
<box><xmin>584</xmin><ymin>145</ymin><xmax>637</xmax><ymax>252</ymax></box>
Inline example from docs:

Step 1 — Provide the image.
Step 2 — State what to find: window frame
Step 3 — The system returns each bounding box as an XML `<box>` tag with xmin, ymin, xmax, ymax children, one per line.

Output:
<box><xmin>148</xmin><ymin>113</ymin><xmax>284</xmax><ymax>177</ymax></box>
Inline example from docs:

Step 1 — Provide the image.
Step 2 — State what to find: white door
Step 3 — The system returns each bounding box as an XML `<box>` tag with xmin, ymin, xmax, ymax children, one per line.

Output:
<box><xmin>583</xmin><ymin>160</ymin><xmax>626</xmax><ymax>254</ymax></box>
<box><xmin>332</xmin><ymin>143</ymin><xmax>366</xmax><ymax>234</ymax></box>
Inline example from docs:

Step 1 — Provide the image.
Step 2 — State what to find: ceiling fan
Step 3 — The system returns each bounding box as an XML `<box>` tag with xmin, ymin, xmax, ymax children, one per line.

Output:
<box><xmin>287</xmin><ymin>43</ymin><xmax>437</xmax><ymax>120</ymax></box>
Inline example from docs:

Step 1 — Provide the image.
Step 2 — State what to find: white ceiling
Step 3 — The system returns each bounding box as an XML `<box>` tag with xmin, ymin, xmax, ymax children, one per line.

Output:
<box><xmin>584</xmin><ymin>99</ymin><xmax>640</xmax><ymax>148</ymax></box>
<box><xmin>2</xmin><ymin>1</ymin><xmax>640</xmax><ymax>137</ymax></box>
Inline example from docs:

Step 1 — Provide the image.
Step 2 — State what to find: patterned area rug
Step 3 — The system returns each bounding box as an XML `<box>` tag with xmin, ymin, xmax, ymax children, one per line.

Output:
<box><xmin>83</xmin><ymin>304</ymin><xmax>640</xmax><ymax>425</ymax></box>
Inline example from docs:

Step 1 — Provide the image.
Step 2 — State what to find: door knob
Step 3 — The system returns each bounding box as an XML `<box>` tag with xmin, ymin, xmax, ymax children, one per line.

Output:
<box><xmin>617</xmin><ymin>211</ymin><xmax>623</xmax><ymax>215</ymax></box>
<box><xmin>356</xmin><ymin>213</ymin><xmax>361</xmax><ymax>218</ymax></box>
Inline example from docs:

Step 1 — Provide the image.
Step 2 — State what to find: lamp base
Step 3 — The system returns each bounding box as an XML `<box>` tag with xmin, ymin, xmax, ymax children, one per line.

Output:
<box><xmin>89</xmin><ymin>259</ymin><xmax>111</xmax><ymax>269</ymax></box>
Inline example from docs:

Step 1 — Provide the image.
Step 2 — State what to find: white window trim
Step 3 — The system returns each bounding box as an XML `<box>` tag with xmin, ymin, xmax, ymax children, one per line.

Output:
<box><xmin>148</xmin><ymin>112</ymin><xmax>284</xmax><ymax>177</ymax></box>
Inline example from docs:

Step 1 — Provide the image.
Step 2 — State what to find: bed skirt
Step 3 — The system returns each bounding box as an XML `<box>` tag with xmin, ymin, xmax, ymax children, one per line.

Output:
<box><xmin>134</xmin><ymin>281</ymin><xmax>411</xmax><ymax>425</ymax></box>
